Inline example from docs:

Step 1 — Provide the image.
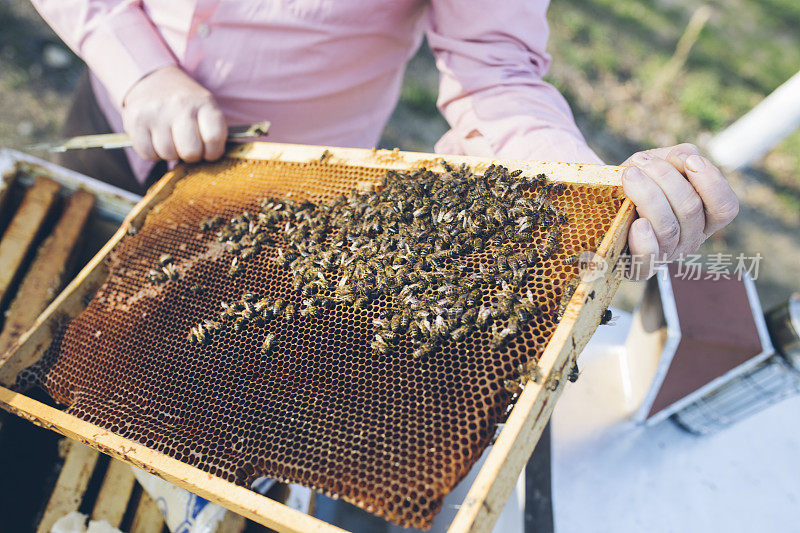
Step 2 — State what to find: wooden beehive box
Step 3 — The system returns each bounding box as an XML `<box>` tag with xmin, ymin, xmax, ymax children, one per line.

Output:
<box><xmin>0</xmin><ymin>142</ymin><xmax>634</xmax><ymax>532</ymax></box>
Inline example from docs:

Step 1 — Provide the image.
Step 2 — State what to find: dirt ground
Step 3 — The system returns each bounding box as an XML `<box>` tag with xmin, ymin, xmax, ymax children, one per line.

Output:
<box><xmin>1</xmin><ymin>0</ymin><xmax>797</xmax><ymax>312</ymax></box>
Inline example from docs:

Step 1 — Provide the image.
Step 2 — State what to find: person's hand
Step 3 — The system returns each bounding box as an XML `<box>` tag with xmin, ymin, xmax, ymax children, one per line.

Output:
<box><xmin>620</xmin><ymin>143</ymin><xmax>739</xmax><ymax>280</ymax></box>
<box><xmin>121</xmin><ymin>65</ymin><xmax>228</xmax><ymax>163</ymax></box>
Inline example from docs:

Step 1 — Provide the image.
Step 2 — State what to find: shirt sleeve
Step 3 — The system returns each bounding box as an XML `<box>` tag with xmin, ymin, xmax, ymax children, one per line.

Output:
<box><xmin>31</xmin><ymin>0</ymin><xmax>177</xmax><ymax>108</ymax></box>
<box><xmin>426</xmin><ymin>0</ymin><xmax>603</xmax><ymax>164</ymax></box>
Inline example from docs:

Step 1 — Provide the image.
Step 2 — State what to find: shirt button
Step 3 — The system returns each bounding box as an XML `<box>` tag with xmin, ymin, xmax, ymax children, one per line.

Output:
<box><xmin>197</xmin><ymin>24</ymin><xmax>210</xmax><ymax>37</ymax></box>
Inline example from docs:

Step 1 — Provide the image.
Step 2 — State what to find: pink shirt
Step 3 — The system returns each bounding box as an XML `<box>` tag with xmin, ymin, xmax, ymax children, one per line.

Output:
<box><xmin>33</xmin><ymin>0</ymin><xmax>601</xmax><ymax>183</ymax></box>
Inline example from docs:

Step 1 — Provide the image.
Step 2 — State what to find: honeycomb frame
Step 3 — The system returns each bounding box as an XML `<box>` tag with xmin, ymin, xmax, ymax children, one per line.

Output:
<box><xmin>0</xmin><ymin>142</ymin><xmax>635</xmax><ymax>533</ymax></box>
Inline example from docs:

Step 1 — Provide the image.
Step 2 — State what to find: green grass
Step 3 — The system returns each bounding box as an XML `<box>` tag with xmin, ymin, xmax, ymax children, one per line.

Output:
<box><xmin>545</xmin><ymin>0</ymin><xmax>800</xmax><ymax>186</ymax></box>
<box><xmin>399</xmin><ymin>77</ymin><xmax>439</xmax><ymax>117</ymax></box>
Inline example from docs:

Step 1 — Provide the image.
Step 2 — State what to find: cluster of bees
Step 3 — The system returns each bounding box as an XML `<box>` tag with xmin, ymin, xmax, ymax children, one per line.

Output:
<box><xmin>146</xmin><ymin>254</ymin><xmax>179</xmax><ymax>283</ymax></box>
<box><xmin>185</xmin><ymin>161</ymin><xmax>579</xmax><ymax>369</ymax></box>
<box><xmin>187</xmin><ymin>291</ymin><xmax>293</xmax><ymax>352</ymax></box>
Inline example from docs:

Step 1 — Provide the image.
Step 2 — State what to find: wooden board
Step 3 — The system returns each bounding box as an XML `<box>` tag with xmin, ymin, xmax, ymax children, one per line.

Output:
<box><xmin>0</xmin><ymin>142</ymin><xmax>634</xmax><ymax>533</ymax></box>
<box><xmin>0</xmin><ymin>176</ymin><xmax>60</xmax><ymax>313</ymax></box>
<box><xmin>91</xmin><ymin>459</ymin><xmax>137</xmax><ymax>527</ymax></box>
<box><xmin>36</xmin><ymin>440</ymin><xmax>99</xmax><ymax>533</ymax></box>
<box><xmin>0</xmin><ymin>190</ymin><xmax>95</xmax><ymax>359</ymax></box>
<box><xmin>216</xmin><ymin>511</ymin><xmax>249</xmax><ymax>533</ymax></box>
<box><xmin>0</xmin><ymin>169</ymin><xmax>17</xmax><ymax>219</ymax></box>
<box><xmin>130</xmin><ymin>490</ymin><xmax>165</xmax><ymax>533</ymax></box>
<box><xmin>227</xmin><ymin>142</ymin><xmax>625</xmax><ymax>187</ymax></box>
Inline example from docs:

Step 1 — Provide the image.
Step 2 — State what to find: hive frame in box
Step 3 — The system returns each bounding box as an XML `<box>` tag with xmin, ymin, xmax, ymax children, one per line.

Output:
<box><xmin>0</xmin><ymin>148</ymin><xmax>141</xmax><ymax>221</ymax></box>
<box><xmin>0</xmin><ymin>142</ymin><xmax>635</xmax><ymax>533</ymax></box>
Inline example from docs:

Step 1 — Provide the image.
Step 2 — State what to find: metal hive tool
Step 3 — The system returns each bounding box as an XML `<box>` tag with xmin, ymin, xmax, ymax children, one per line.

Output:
<box><xmin>4</xmin><ymin>143</ymin><xmax>631</xmax><ymax>530</ymax></box>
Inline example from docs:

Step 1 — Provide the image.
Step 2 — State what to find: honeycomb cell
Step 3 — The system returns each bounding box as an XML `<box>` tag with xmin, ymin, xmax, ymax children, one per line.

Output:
<box><xmin>16</xmin><ymin>158</ymin><xmax>623</xmax><ymax>529</ymax></box>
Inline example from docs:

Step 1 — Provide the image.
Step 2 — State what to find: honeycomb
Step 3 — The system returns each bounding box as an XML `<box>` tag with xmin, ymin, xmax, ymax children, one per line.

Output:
<box><xmin>17</xmin><ymin>157</ymin><xmax>624</xmax><ymax>529</ymax></box>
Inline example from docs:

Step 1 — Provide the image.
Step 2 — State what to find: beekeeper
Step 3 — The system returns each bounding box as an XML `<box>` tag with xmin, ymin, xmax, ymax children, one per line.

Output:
<box><xmin>33</xmin><ymin>1</ymin><xmax>738</xmax><ymax>278</ymax></box>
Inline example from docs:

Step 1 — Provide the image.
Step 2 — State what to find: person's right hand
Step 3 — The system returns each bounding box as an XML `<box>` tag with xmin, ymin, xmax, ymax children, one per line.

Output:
<box><xmin>121</xmin><ymin>65</ymin><xmax>228</xmax><ymax>163</ymax></box>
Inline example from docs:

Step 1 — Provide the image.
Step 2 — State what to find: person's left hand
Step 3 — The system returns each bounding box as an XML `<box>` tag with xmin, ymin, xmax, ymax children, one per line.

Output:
<box><xmin>620</xmin><ymin>143</ymin><xmax>739</xmax><ymax>280</ymax></box>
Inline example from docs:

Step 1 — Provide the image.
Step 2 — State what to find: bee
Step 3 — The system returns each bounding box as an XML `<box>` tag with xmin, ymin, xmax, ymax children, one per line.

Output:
<box><xmin>146</xmin><ymin>269</ymin><xmax>167</xmax><ymax>283</ymax></box>
<box><xmin>371</xmin><ymin>335</ymin><xmax>390</xmax><ymax>355</ymax></box>
<box><xmin>319</xmin><ymin>149</ymin><xmax>332</xmax><ymax>163</ymax></box>
<box><xmin>234</xmin><ymin>317</ymin><xmax>247</xmax><ymax>332</ymax></box>
<box><xmin>390</xmin><ymin>314</ymin><xmax>404</xmax><ymax>334</ymax></box>
<box><xmin>518</xmin><ymin>360</ymin><xmax>542</xmax><ymax>384</ymax></box>
<box><xmin>496</xmin><ymin>254</ymin><xmax>510</xmax><ymax>274</ymax></box>
<box><xmin>497</xmin><ymin>292</ymin><xmax>517</xmax><ymax>318</ymax></box>
<box><xmin>240</xmin><ymin>246</ymin><xmax>257</xmax><ymax>260</ymax></box>
<box><xmin>199</xmin><ymin>215</ymin><xmax>222</xmax><ymax>231</ymax></box>
<box><xmin>241</xmin><ymin>292</ymin><xmax>256</xmax><ymax>302</ymax></box>
<box><xmin>189</xmin><ymin>284</ymin><xmax>207</xmax><ymax>294</ymax></box>
<box><xmin>551</xmin><ymin>183</ymin><xmax>567</xmax><ymax>193</ymax></box>
<box><xmin>272</xmin><ymin>298</ymin><xmax>286</xmax><ymax>316</ymax></box>
<box><xmin>545</xmin><ymin>373</ymin><xmax>561</xmax><ymax>391</ymax></box>
<box><xmin>275</xmin><ymin>249</ymin><xmax>290</xmax><ymax>268</ymax></box>
<box><xmin>261</xmin><ymin>333</ymin><xmax>276</xmax><ymax>354</ymax></box>
<box><xmin>412</xmin><ymin>342</ymin><xmax>434</xmax><ymax>360</ymax></box>
<box><xmin>476</xmin><ymin>306</ymin><xmax>493</xmax><ymax>330</ymax></box>
<box><xmin>160</xmin><ymin>263</ymin><xmax>179</xmax><ymax>280</ymax></box>
<box><xmin>400</xmin><ymin>309</ymin><xmax>412</xmax><ymax>331</ymax></box>
<box><xmin>381</xmin><ymin>329</ymin><xmax>398</xmax><ymax>342</ymax></box>
<box><xmin>450</xmin><ymin>325</ymin><xmax>471</xmax><ymax>342</ymax></box>
<box><xmin>503</xmin><ymin>378</ymin><xmax>523</xmax><ymax>395</ymax></box>
<box><xmin>254</xmin><ymin>296</ymin><xmax>274</xmax><ymax>314</ymax></box>
<box><xmin>354</xmin><ymin>297</ymin><xmax>370</xmax><ymax>310</ymax></box>
<box><xmin>557</xmin><ymin>276</ymin><xmax>581</xmax><ymax>320</ymax></box>
<box><xmin>466</xmin><ymin>289</ymin><xmax>482</xmax><ymax>308</ymax></box>
<box><xmin>284</xmin><ymin>304</ymin><xmax>296</xmax><ymax>320</ymax></box>
<box><xmin>191</xmin><ymin>325</ymin><xmax>207</xmax><ymax>345</ymax></box>
<box><xmin>514</xmin><ymin>302</ymin><xmax>536</xmax><ymax>325</ymax></box>
<box><xmin>529</xmin><ymin>173</ymin><xmax>547</xmax><ymax>186</ymax></box>
<box><xmin>203</xmin><ymin>320</ymin><xmax>222</xmax><ymax>331</ymax></box>
<box><xmin>228</xmin><ymin>257</ymin><xmax>242</xmax><ymax>277</ymax></box>
<box><xmin>600</xmin><ymin>308</ymin><xmax>617</xmax><ymax>325</ymax></box>
<box><xmin>567</xmin><ymin>362</ymin><xmax>580</xmax><ymax>383</ymax></box>
<box><xmin>461</xmin><ymin>307</ymin><xmax>478</xmax><ymax>326</ymax></box>
<box><xmin>408</xmin><ymin>321</ymin><xmax>422</xmax><ymax>341</ymax></box>
<box><xmin>373</xmin><ymin>318</ymin><xmax>391</xmax><ymax>330</ymax></box>
<box><xmin>158</xmin><ymin>254</ymin><xmax>174</xmax><ymax>266</ymax></box>
<box><xmin>491</xmin><ymin>322</ymin><xmax>518</xmax><ymax>350</ymax></box>
<box><xmin>301</xmin><ymin>282</ymin><xmax>318</xmax><ymax>298</ymax></box>
<box><xmin>509</xmin><ymin>169</ymin><xmax>523</xmax><ymax>178</ymax></box>
<box><xmin>565</xmin><ymin>254</ymin><xmax>579</xmax><ymax>265</ymax></box>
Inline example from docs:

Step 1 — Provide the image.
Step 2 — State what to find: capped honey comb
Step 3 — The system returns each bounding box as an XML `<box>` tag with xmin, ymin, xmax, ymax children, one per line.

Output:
<box><xmin>17</xmin><ymin>157</ymin><xmax>624</xmax><ymax>529</ymax></box>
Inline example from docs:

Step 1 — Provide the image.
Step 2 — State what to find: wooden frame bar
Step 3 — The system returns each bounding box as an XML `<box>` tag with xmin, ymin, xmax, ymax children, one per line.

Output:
<box><xmin>35</xmin><ymin>441</ymin><xmax>100</xmax><ymax>533</ymax></box>
<box><xmin>0</xmin><ymin>176</ymin><xmax>60</xmax><ymax>312</ymax></box>
<box><xmin>91</xmin><ymin>458</ymin><xmax>138</xmax><ymax>527</ymax></box>
<box><xmin>130</xmin><ymin>490</ymin><xmax>165</xmax><ymax>533</ymax></box>
<box><xmin>0</xmin><ymin>190</ymin><xmax>95</xmax><ymax>358</ymax></box>
<box><xmin>0</xmin><ymin>142</ymin><xmax>634</xmax><ymax>533</ymax></box>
